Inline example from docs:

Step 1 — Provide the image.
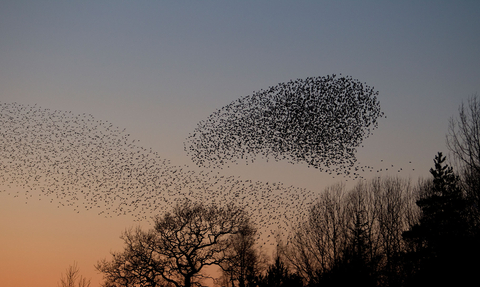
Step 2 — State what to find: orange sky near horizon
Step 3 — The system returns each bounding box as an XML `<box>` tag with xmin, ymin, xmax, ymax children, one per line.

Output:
<box><xmin>1</xmin><ymin>1</ymin><xmax>479</xmax><ymax>286</ymax></box>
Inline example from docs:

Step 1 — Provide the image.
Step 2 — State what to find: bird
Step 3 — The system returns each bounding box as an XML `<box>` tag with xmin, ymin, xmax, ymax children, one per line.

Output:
<box><xmin>0</xmin><ymin>74</ymin><xmax>388</xmax><ymax>247</ymax></box>
<box><xmin>184</xmin><ymin>74</ymin><xmax>384</xmax><ymax>177</ymax></box>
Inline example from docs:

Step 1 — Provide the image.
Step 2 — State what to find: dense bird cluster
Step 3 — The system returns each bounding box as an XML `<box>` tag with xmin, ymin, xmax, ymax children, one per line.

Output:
<box><xmin>0</xmin><ymin>102</ymin><xmax>318</xmax><ymax>244</ymax></box>
<box><xmin>0</xmin><ymin>76</ymin><xmax>396</xmax><ymax>245</ymax></box>
<box><xmin>185</xmin><ymin>75</ymin><xmax>384</xmax><ymax>175</ymax></box>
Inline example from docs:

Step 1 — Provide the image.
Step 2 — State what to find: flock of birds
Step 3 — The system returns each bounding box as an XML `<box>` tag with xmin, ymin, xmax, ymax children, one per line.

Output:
<box><xmin>0</xmin><ymin>75</ymin><xmax>413</xmax><ymax>245</ymax></box>
<box><xmin>0</xmin><ymin>101</ymin><xmax>316</xmax><ymax>244</ymax></box>
<box><xmin>185</xmin><ymin>74</ymin><xmax>384</xmax><ymax>176</ymax></box>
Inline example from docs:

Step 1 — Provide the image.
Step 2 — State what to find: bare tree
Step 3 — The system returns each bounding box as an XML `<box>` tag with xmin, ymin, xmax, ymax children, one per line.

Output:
<box><xmin>285</xmin><ymin>177</ymin><xmax>420</xmax><ymax>286</ymax></box>
<box><xmin>346</xmin><ymin>180</ymin><xmax>381</xmax><ymax>263</ymax></box>
<box><xmin>446</xmin><ymin>94</ymin><xmax>480</xmax><ymax>221</ymax></box>
<box><xmin>96</xmin><ymin>227</ymin><xmax>169</xmax><ymax>287</ymax></box>
<box><xmin>58</xmin><ymin>262</ymin><xmax>91</xmax><ymax>287</ymax></box>
<box><xmin>285</xmin><ymin>183</ymin><xmax>349</xmax><ymax>282</ymax></box>
<box><xmin>373</xmin><ymin>177</ymin><xmax>419</xmax><ymax>286</ymax></box>
<box><xmin>447</xmin><ymin>94</ymin><xmax>480</xmax><ymax>175</ymax></box>
<box><xmin>97</xmin><ymin>200</ymin><xmax>249</xmax><ymax>287</ymax></box>
<box><xmin>218</xmin><ymin>220</ymin><xmax>264</xmax><ymax>287</ymax></box>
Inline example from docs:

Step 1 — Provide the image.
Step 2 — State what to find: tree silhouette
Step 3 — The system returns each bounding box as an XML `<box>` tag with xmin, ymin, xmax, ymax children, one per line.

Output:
<box><xmin>219</xmin><ymin>221</ymin><xmax>264</xmax><ymax>287</ymax></box>
<box><xmin>285</xmin><ymin>178</ymin><xmax>417</xmax><ymax>286</ymax></box>
<box><xmin>97</xmin><ymin>201</ymin><xmax>249</xmax><ymax>287</ymax></box>
<box><xmin>58</xmin><ymin>262</ymin><xmax>91</xmax><ymax>287</ymax></box>
<box><xmin>96</xmin><ymin>227</ymin><xmax>169</xmax><ymax>287</ymax></box>
<box><xmin>447</xmin><ymin>95</ymin><xmax>480</xmax><ymax>176</ymax></box>
<box><xmin>402</xmin><ymin>152</ymin><xmax>471</xmax><ymax>286</ymax></box>
<box><xmin>257</xmin><ymin>256</ymin><xmax>304</xmax><ymax>287</ymax></box>
<box><xmin>285</xmin><ymin>183</ymin><xmax>349</xmax><ymax>283</ymax></box>
<box><xmin>447</xmin><ymin>94</ymin><xmax>480</xmax><ymax>227</ymax></box>
<box><xmin>313</xmin><ymin>183</ymin><xmax>380</xmax><ymax>287</ymax></box>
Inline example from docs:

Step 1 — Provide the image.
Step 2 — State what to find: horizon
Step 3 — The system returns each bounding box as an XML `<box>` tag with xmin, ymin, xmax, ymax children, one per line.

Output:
<box><xmin>1</xmin><ymin>1</ymin><xmax>479</xmax><ymax>286</ymax></box>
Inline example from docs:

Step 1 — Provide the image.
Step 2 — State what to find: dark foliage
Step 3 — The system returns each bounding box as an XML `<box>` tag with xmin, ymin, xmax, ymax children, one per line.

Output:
<box><xmin>255</xmin><ymin>256</ymin><xmax>304</xmax><ymax>287</ymax></box>
<box><xmin>402</xmin><ymin>152</ymin><xmax>474</xmax><ymax>286</ymax></box>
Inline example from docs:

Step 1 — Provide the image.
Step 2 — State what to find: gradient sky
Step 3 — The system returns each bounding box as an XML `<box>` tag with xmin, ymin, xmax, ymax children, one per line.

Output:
<box><xmin>1</xmin><ymin>1</ymin><xmax>479</xmax><ymax>286</ymax></box>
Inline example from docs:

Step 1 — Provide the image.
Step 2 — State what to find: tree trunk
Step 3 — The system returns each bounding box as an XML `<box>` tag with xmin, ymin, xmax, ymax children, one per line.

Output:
<box><xmin>184</xmin><ymin>275</ymin><xmax>191</xmax><ymax>287</ymax></box>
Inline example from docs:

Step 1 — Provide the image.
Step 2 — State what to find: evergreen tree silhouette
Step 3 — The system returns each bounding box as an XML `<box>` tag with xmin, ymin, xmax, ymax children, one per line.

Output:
<box><xmin>311</xmin><ymin>209</ymin><xmax>378</xmax><ymax>287</ymax></box>
<box><xmin>403</xmin><ymin>152</ymin><xmax>471</xmax><ymax>286</ymax></box>
<box><xmin>257</xmin><ymin>256</ymin><xmax>304</xmax><ymax>287</ymax></box>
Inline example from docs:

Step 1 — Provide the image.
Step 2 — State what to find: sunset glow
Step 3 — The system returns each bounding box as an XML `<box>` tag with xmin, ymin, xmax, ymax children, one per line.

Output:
<box><xmin>1</xmin><ymin>1</ymin><xmax>479</xmax><ymax>286</ymax></box>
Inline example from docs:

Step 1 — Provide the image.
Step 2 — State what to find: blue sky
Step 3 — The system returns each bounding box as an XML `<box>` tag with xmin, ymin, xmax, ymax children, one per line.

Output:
<box><xmin>1</xmin><ymin>1</ymin><xmax>479</xmax><ymax>286</ymax></box>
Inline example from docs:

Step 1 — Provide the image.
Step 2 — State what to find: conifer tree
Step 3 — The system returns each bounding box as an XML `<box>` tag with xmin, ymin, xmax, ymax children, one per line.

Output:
<box><xmin>403</xmin><ymin>152</ymin><xmax>470</xmax><ymax>286</ymax></box>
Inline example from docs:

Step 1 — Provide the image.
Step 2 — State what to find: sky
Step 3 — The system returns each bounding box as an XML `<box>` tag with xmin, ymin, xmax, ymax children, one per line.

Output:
<box><xmin>1</xmin><ymin>1</ymin><xmax>479</xmax><ymax>286</ymax></box>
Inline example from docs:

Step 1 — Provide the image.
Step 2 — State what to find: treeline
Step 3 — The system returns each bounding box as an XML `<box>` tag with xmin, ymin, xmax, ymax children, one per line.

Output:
<box><xmin>93</xmin><ymin>152</ymin><xmax>480</xmax><ymax>287</ymax></box>
<box><xmin>282</xmin><ymin>152</ymin><xmax>479</xmax><ymax>287</ymax></box>
<box><xmin>92</xmin><ymin>97</ymin><xmax>480</xmax><ymax>287</ymax></box>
